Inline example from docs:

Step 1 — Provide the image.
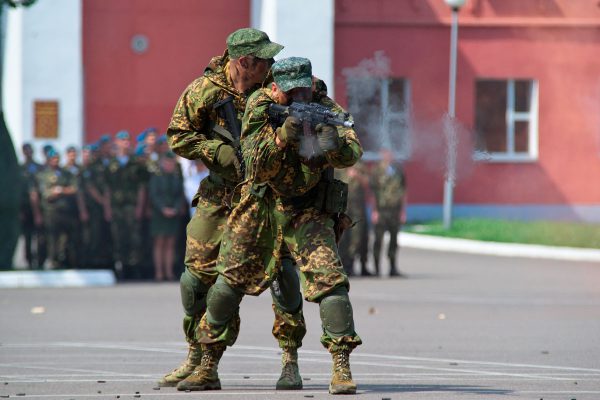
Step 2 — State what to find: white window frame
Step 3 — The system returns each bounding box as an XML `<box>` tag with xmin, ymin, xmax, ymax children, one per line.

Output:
<box><xmin>474</xmin><ymin>79</ymin><xmax>539</xmax><ymax>163</ymax></box>
<box><xmin>348</xmin><ymin>77</ymin><xmax>412</xmax><ymax>161</ymax></box>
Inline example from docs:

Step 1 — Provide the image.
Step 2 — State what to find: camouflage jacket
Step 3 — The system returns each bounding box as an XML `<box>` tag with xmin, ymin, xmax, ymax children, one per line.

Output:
<box><xmin>241</xmin><ymin>87</ymin><xmax>363</xmax><ymax>198</ymax></box>
<box><xmin>80</xmin><ymin>161</ymin><xmax>105</xmax><ymax>208</ymax></box>
<box><xmin>104</xmin><ymin>156</ymin><xmax>148</xmax><ymax>206</ymax></box>
<box><xmin>371</xmin><ymin>163</ymin><xmax>406</xmax><ymax>213</ymax></box>
<box><xmin>166</xmin><ymin>50</ymin><xmax>264</xmax><ymax>186</ymax></box>
<box><xmin>35</xmin><ymin>167</ymin><xmax>78</xmax><ymax>213</ymax></box>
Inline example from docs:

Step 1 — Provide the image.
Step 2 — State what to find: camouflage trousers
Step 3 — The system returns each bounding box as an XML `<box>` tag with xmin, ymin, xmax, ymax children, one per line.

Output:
<box><xmin>44</xmin><ymin>209</ymin><xmax>78</xmax><ymax>268</ymax></box>
<box><xmin>338</xmin><ymin>213</ymin><xmax>369</xmax><ymax>274</ymax></box>
<box><xmin>110</xmin><ymin>204</ymin><xmax>142</xmax><ymax>268</ymax></box>
<box><xmin>181</xmin><ymin>191</ymin><xmax>306</xmax><ymax>350</ymax></box>
<box><xmin>198</xmin><ymin>190</ymin><xmax>361</xmax><ymax>351</ymax></box>
<box><xmin>81</xmin><ymin>202</ymin><xmax>113</xmax><ymax>268</ymax></box>
<box><xmin>373</xmin><ymin>210</ymin><xmax>401</xmax><ymax>270</ymax></box>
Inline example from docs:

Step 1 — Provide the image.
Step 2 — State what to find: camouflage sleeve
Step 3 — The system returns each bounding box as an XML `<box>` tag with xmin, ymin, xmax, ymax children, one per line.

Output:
<box><xmin>320</xmin><ymin>96</ymin><xmax>363</xmax><ymax>169</ymax></box>
<box><xmin>37</xmin><ymin>174</ymin><xmax>53</xmax><ymax>202</ymax></box>
<box><xmin>166</xmin><ymin>77</ymin><xmax>225</xmax><ymax>169</ymax></box>
<box><xmin>241</xmin><ymin>91</ymin><xmax>284</xmax><ymax>184</ymax></box>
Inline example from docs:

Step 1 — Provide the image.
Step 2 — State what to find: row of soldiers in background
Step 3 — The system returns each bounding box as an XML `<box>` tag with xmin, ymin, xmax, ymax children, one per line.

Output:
<box><xmin>338</xmin><ymin>149</ymin><xmax>407</xmax><ymax>277</ymax></box>
<box><xmin>18</xmin><ymin>128</ymin><xmax>194</xmax><ymax>281</ymax></box>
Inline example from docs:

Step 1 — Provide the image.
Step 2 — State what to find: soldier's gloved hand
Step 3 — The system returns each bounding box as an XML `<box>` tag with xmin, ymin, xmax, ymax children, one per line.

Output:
<box><xmin>276</xmin><ymin>116</ymin><xmax>302</xmax><ymax>146</ymax></box>
<box><xmin>215</xmin><ymin>144</ymin><xmax>242</xmax><ymax>179</ymax></box>
<box><xmin>316</xmin><ymin>123</ymin><xmax>341</xmax><ymax>151</ymax></box>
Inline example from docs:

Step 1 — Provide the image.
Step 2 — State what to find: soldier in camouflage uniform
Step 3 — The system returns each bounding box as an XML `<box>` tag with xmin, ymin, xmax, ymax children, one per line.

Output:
<box><xmin>33</xmin><ymin>149</ymin><xmax>78</xmax><ymax>269</ymax></box>
<box><xmin>161</xmin><ymin>28</ymin><xmax>306</xmax><ymax>390</ymax></box>
<box><xmin>105</xmin><ymin>131</ymin><xmax>148</xmax><ymax>279</ymax></box>
<box><xmin>78</xmin><ymin>144</ymin><xmax>108</xmax><ymax>268</ymax></box>
<box><xmin>64</xmin><ymin>145</ymin><xmax>83</xmax><ymax>267</ymax></box>
<box><xmin>188</xmin><ymin>57</ymin><xmax>362</xmax><ymax>395</ymax></box>
<box><xmin>371</xmin><ymin>148</ymin><xmax>407</xmax><ymax>277</ymax></box>
<box><xmin>19</xmin><ymin>143</ymin><xmax>44</xmax><ymax>269</ymax></box>
<box><xmin>337</xmin><ymin>162</ymin><xmax>371</xmax><ymax>276</ymax></box>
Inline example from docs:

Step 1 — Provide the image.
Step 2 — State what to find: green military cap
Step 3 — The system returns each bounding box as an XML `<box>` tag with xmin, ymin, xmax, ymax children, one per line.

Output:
<box><xmin>272</xmin><ymin>57</ymin><xmax>312</xmax><ymax>92</ymax></box>
<box><xmin>227</xmin><ymin>28</ymin><xmax>283</xmax><ymax>59</ymax></box>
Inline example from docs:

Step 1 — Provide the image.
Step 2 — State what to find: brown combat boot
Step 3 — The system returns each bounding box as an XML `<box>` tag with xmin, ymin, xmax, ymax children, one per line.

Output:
<box><xmin>276</xmin><ymin>348</ymin><xmax>302</xmax><ymax>390</ymax></box>
<box><xmin>329</xmin><ymin>349</ymin><xmax>356</xmax><ymax>395</ymax></box>
<box><xmin>176</xmin><ymin>343</ymin><xmax>225</xmax><ymax>391</ymax></box>
<box><xmin>156</xmin><ymin>343</ymin><xmax>202</xmax><ymax>387</ymax></box>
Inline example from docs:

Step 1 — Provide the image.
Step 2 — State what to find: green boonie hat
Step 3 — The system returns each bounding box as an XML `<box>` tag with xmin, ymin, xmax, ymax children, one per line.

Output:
<box><xmin>272</xmin><ymin>57</ymin><xmax>312</xmax><ymax>92</ymax></box>
<box><xmin>227</xmin><ymin>28</ymin><xmax>283</xmax><ymax>59</ymax></box>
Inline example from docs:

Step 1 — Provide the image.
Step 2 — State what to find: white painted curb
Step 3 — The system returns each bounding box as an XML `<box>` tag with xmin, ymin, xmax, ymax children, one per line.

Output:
<box><xmin>0</xmin><ymin>270</ymin><xmax>116</xmax><ymax>288</ymax></box>
<box><xmin>399</xmin><ymin>232</ymin><xmax>600</xmax><ymax>263</ymax></box>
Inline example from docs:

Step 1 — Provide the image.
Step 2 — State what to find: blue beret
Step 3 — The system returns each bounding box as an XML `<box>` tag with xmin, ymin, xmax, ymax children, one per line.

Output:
<box><xmin>47</xmin><ymin>148</ymin><xmax>59</xmax><ymax>158</ymax></box>
<box><xmin>136</xmin><ymin>130</ymin><xmax>148</xmax><ymax>143</ymax></box>
<box><xmin>134</xmin><ymin>143</ymin><xmax>147</xmax><ymax>156</ymax></box>
<box><xmin>83</xmin><ymin>144</ymin><xmax>98</xmax><ymax>152</ymax></box>
<box><xmin>99</xmin><ymin>134</ymin><xmax>111</xmax><ymax>144</ymax></box>
<box><xmin>115</xmin><ymin>130</ymin><xmax>130</xmax><ymax>140</ymax></box>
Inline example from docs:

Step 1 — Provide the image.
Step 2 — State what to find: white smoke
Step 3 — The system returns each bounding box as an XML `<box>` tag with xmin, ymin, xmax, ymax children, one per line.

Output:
<box><xmin>342</xmin><ymin>51</ymin><xmax>410</xmax><ymax>159</ymax></box>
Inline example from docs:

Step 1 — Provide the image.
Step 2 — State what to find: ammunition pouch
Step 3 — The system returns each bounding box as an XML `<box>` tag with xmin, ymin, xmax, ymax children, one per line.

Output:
<box><xmin>280</xmin><ymin>179</ymin><xmax>348</xmax><ymax>214</ymax></box>
<box><xmin>322</xmin><ymin>179</ymin><xmax>348</xmax><ymax>215</ymax></box>
<box><xmin>192</xmin><ymin>173</ymin><xmax>235</xmax><ymax>207</ymax></box>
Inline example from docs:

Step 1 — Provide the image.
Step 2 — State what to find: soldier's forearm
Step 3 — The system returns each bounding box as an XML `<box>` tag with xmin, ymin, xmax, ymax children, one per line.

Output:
<box><xmin>325</xmin><ymin>141</ymin><xmax>363</xmax><ymax>169</ymax></box>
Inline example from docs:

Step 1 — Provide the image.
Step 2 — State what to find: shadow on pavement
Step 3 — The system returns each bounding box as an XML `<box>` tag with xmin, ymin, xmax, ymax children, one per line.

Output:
<box><xmin>359</xmin><ymin>383</ymin><xmax>514</xmax><ymax>395</ymax></box>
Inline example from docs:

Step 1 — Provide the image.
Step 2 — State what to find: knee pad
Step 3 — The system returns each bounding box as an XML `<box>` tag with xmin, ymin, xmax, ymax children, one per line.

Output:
<box><xmin>206</xmin><ymin>276</ymin><xmax>244</xmax><ymax>326</ymax></box>
<box><xmin>319</xmin><ymin>286</ymin><xmax>355</xmax><ymax>337</ymax></box>
<box><xmin>180</xmin><ymin>268</ymin><xmax>209</xmax><ymax>316</ymax></box>
<box><xmin>271</xmin><ymin>257</ymin><xmax>302</xmax><ymax>314</ymax></box>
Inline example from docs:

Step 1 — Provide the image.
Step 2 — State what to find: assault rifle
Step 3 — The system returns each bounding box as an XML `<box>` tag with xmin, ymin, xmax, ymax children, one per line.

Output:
<box><xmin>268</xmin><ymin>102</ymin><xmax>354</xmax><ymax>129</ymax></box>
<box><xmin>213</xmin><ymin>96</ymin><xmax>244</xmax><ymax>177</ymax></box>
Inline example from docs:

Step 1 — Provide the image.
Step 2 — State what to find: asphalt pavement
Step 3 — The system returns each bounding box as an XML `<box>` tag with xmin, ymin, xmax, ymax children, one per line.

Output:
<box><xmin>1</xmin><ymin>248</ymin><xmax>599</xmax><ymax>399</ymax></box>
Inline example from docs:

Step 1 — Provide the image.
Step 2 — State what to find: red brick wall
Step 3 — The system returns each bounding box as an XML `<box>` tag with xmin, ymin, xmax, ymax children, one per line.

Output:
<box><xmin>335</xmin><ymin>0</ymin><xmax>600</xmax><ymax>205</ymax></box>
<box><xmin>83</xmin><ymin>0</ymin><xmax>250</xmax><ymax>142</ymax></box>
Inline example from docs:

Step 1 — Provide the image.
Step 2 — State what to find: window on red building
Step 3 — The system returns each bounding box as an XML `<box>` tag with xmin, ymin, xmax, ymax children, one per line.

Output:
<box><xmin>475</xmin><ymin>79</ymin><xmax>539</xmax><ymax>162</ymax></box>
<box><xmin>346</xmin><ymin>77</ymin><xmax>411</xmax><ymax>160</ymax></box>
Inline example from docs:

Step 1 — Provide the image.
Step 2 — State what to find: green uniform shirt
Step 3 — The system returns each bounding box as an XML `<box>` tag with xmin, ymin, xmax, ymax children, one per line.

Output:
<box><xmin>371</xmin><ymin>163</ymin><xmax>406</xmax><ymax>214</ymax></box>
<box><xmin>105</xmin><ymin>156</ymin><xmax>147</xmax><ymax>206</ymax></box>
<box><xmin>35</xmin><ymin>167</ymin><xmax>78</xmax><ymax>213</ymax></box>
